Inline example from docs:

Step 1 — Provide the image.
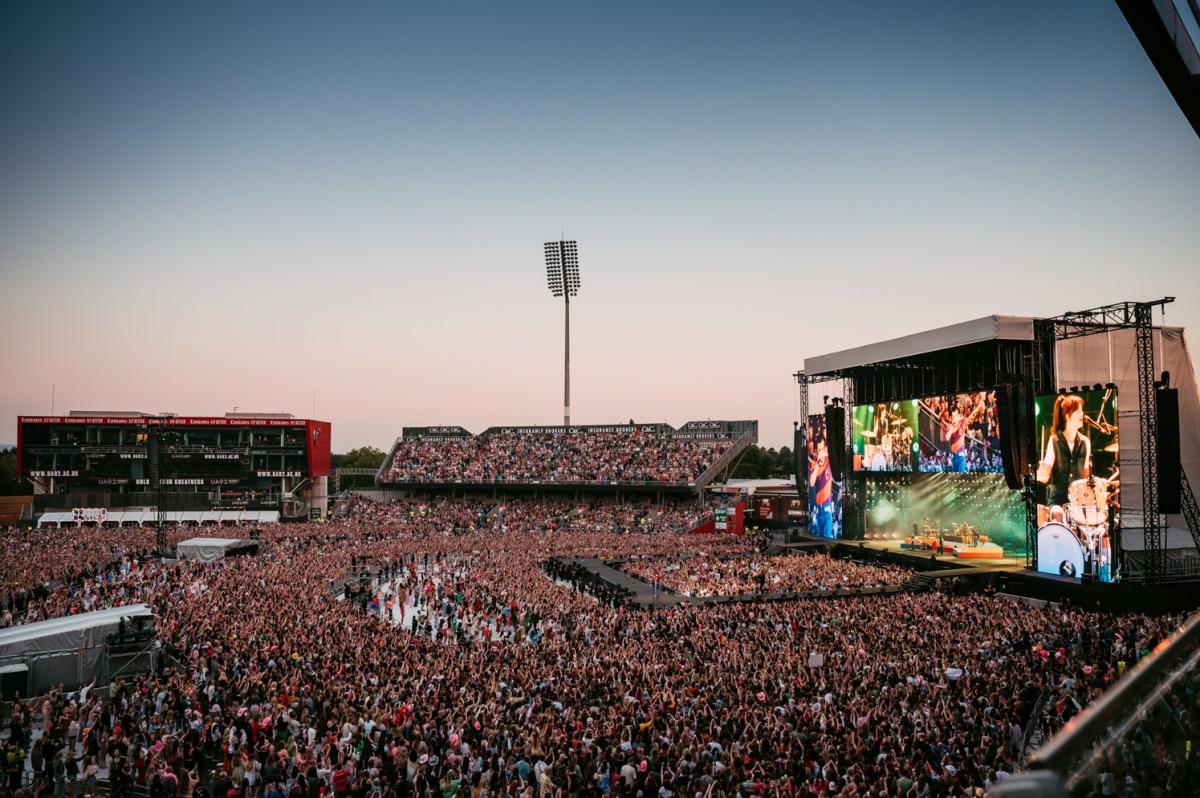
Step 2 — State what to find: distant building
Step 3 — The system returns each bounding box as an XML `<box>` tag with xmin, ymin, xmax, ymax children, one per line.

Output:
<box><xmin>17</xmin><ymin>412</ymin><xmax>330</xmax><ymax>519</ymax></box>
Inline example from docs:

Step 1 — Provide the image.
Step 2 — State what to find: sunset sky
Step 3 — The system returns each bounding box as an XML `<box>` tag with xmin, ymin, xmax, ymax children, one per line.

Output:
<box><xmin>2</xmin><ymin>1</ymin><xmax>1198</xmax><ymax>451</ymax></box>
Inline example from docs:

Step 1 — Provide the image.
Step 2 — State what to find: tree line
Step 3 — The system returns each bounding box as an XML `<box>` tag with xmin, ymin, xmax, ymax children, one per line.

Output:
<box><xmin>729</xmin><ymin>444</ymin><xmax>795</xmax><ymax>480</ymax></box>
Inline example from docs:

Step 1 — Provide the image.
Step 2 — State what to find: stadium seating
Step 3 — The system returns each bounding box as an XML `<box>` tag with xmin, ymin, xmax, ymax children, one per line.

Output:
<box><xmin>380</xmin><ymin>427</ymin><xmax>734</xmax><ymax>484</ymax></box>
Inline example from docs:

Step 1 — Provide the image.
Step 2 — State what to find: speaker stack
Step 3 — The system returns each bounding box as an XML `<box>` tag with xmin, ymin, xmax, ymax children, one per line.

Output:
<box><xmin>794</xmin><ymin>422</ymin><xmax>807</xmax><ymax>492</ymax></box>
<box><xmin>1157</xmin><ymin>386</ymin><xmax>1181</xmax><ymax>514</ymax></box>
<box><xmin>825</xmin><ymin>404</ymin><xmax>846</xmax><ymax>482</ymax></box>
<box><xmin>997</xmin><ymin>384</ymin><xmax>1031</xmax><ymax>491</ymax></box>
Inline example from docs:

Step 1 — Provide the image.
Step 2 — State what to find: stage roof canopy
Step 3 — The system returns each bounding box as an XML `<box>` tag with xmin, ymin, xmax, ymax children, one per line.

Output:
<box><xmin>803</xmin><ymin>315</ymin><xmax>1035</xmax><ymax>376</ymax></box>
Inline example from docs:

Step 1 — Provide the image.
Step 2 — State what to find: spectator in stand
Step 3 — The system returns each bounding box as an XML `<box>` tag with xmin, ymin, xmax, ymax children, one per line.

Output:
<box><xmin>380</xmin><ymin>429</ymin><xmax>732</xmax><ymax>485</ymax></box>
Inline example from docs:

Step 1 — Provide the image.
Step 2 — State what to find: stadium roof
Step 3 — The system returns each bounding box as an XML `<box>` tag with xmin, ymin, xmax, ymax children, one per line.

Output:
<box><xmin>68</xmin><ymin>410</ymin><xmax>153</xmax><ymax>417</ymax></box>
<box><xmin>224</xmin><ymin>412</ymin><xmax>294</xmax><ymax>418</ymax></box>
<box><xmin>37</xmin><ymin>509</ymin><xmax>280</xmax><ymax>526</ymax></box>
<box><xmin>710</xmin><ymin>478</ymin><xmax>798</xmax><ymax>496</ymax></box>
<box><xmin>803</xmin><ymin>315</ymin><xmax>1035</xmax><ymax>376</ymax></box>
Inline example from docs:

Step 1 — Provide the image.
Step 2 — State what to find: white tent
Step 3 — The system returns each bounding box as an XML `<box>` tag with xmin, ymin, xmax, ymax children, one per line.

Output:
<box><xmin>176</xmin><ymin>537</ymin><xmax>251</xmax><ymax>562</ymax></box>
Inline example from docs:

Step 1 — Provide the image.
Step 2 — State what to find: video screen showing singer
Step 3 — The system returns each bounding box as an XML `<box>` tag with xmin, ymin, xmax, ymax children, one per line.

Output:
<box><xmin>807</xmin><ymin>415</ymin><xmax>842</xmax><ymax>538</ymax></box>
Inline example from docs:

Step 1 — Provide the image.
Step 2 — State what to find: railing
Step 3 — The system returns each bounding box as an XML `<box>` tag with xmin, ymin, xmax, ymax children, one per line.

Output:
<box><xmin>1119</xmin><ymin>552</ymin><xmax>1200</xmax><ymax>583</ymax></box>
<box><xmin>693</xmin><ymin>431</ymin><xmax>757</xmax><ymax>491</ymax></box>
<box><xmin>80</xmin><ymin>445</ymin><xmax>147</xmax><ymax>456</ymax></box>
<box><xmin>166</xmin><ymin>445</ymin><xmax>250</xmax><ymax>455</ymax></box>
<box><xmin>993</xmin><ymin>611</ymin><xmax>1200</xmax><ymax>797</ymax></box>
<box><xmin>1020</xmin><ymin>687</ymin><xmax>1052</xmax><ymax>761</ymax></box>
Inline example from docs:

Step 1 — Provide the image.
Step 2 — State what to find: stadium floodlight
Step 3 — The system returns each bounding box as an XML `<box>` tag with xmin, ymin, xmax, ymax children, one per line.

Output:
<box><xmin>544</xmin><ymin>240</ymin><xmax>580</xmax><ymax>425</ymax></box>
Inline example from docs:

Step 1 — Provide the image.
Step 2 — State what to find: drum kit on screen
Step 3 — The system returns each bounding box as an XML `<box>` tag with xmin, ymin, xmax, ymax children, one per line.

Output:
<box><xmin>1039</xmin><ymin>470</ymin><xmax>1118</xmax><ymax>575</ymax></box>
<box><xmin>859</xmin><ymin>411</ymin><xmax>913</xmax><ymax>470</ymax></box>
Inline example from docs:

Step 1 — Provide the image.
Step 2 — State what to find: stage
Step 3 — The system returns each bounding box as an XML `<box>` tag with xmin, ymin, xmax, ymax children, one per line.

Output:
<box><xmin>858</xmin><ymin>537</ymin><xmax>1023</xmax><ymax>569</ymax></box>
<box><xmin>787</xmin><ymin>533</ymin><xmax>1024</xmax><ymax>570</ymax></box>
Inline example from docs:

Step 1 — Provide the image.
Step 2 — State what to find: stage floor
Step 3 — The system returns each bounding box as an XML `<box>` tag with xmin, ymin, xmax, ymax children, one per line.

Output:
<box><xmin>857</xmin><ymin>538</ymin><xmax>1024</xmax><ymax>569</ymax></box>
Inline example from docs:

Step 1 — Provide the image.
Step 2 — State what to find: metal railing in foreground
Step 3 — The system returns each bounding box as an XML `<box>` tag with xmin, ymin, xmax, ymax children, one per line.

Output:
<box><xmin>993</xmin><ymin>610</ymin><xmax>1200</xmax><ymax>797</ymax></box>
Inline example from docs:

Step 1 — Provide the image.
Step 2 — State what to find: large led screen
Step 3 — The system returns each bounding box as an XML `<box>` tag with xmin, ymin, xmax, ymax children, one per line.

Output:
<box><xmin>917</xmin><ymin>391</ymin><xmax>1003</xmax><ymax>473</ymax></box>
<box><xmin>806</xmin><ymin>413</ymin><xmax>843</xmax><ymax>538</ymax></box>
<box><xmin>864</xmin><ymin>473</ymin><xmax>1025</xmax><ymax>559</ymax></box>
<box><xmin>1034</xmin><ymin>389</ymin><xmax>1119</xmax><ymax>582</ymax></box>
<box><xmin>851</xmin><ymin>401</ymin><xmax>919</xmax><ymax>472</ymax></box>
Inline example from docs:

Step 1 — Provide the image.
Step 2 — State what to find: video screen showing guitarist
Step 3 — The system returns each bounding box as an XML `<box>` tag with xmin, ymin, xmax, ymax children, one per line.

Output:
<box><xmin>918</xmin><ymin>392</ymin><xmax>1002</xmax><ymax>473</ymax></box>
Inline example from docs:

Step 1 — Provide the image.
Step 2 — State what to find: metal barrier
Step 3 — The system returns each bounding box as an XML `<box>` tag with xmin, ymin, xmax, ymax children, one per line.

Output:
<box><xmin>993</xmin><ymin>611</ymin><xmax>1200</xmax><ymax>797</ymax></box>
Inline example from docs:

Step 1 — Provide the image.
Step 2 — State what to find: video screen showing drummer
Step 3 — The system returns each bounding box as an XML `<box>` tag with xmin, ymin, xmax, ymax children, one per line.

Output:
<box><xmin>851</xmin><ymin>401</ymin><xmax>918</xmax><ymax>472</ymax></box>
<box><xmin>917</xmin><ymin>391</ymin><xmax>1003</xmax><ymax>473</ymax></box>
<box><xmin>1034</xmin><ymin>389</ymin><xmax>1120</xmax><ymax>582</ymax></box>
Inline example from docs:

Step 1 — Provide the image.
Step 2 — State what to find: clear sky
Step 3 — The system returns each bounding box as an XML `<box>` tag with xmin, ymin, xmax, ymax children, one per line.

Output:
<box><xmin>2</xmin><ymin>1</ymin><xmax>1198</xmax><ymax>451</ymax></box>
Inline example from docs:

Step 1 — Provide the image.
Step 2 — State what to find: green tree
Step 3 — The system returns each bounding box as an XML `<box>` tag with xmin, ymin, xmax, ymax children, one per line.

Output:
<box><xmin>731</xmin><ymin>445</ymin><xmax>769</xmax><ymax>479</ymax></box>
<box><xmin>776</xmin><ymin>445</ymin><xmax>794</xmax><ymax>478</ymax></box>
<box><xmin>332</xmin><ymin>446</ymin><xmax>387</xmax><ymax>490</ymax></box>
<box><xmin>730</xmin><ymin>444</ymin><xmax>797</xmax><ymax>481</ymax></box>
<box><xmin>0</xmin><ymin>448</ymin><xmax>25</xmax><ymax>496</ymax></box>
<box><xmin>339</xmin><ymin>446</ymin><xmax>387</xmax><ymax>470</ymax></box>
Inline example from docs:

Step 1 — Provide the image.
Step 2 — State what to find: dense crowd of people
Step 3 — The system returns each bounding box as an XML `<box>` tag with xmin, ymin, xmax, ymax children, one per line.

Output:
<box><xmin>0</xmin><ymin>496</ymin><xmax>1191</xmax><ymax>798</ymax></box>
<box><xmin>0</xmin><ymin>526</ymin><xmax>165</xmax><ymax>626</ymax></box>
<box><xmin>917</xmin><ymin>450</ymin><xmax>1004</xmax><ymax>474</ymax></box>
<box><xmin>379</xmin><ymin>431</ymin><xmax>732</xmax><ymax>484</ymax></box>
<box><xmin>0</xmin><ymin>526</ymin><xmax>155</xmax><ymax>596</ymax></box>
<box><xmin>1078</xmin><ymin>629</ymin><xmax>1200</xmax><ymax>795</ymax></box>
<box><xmin>342</xmin><ymin>497</ymin><xmax>718</xmax><ymax>537</ymax></box>
<box><xmin>623</xmin><ymin>554</ymin><xmax>907</xmax><ymax>598</ymax></box>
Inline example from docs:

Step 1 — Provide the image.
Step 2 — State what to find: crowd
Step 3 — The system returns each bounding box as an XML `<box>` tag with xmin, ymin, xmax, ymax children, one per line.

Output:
<box><xmin>379</xmin><ymin>431</ymin><xmax>731</xmax><ymax>484</ymax></box>
<box><xmin>1075</xmin><ymin>627</ymin><xmax>1200</xmax><ymax>795</ymax></box>
<box><xmin>0</xmin><ymin>496</ymin><xmax>1189</xmax><ymax>798</ymax></box>
<box><xmin>623</xmin><ymin>554</ymin><xmax>907</xmax><ymax>598</ymax></box>
<box><xmin>918</xmin><ymin>450</ymin><xmax>1003</xmax><ymax>475</ymax></box>
<box><xmin>0</xmin><ymin>526</ymin><xmax>154</xmax><ymax>594</ymax></box>
<box><xmin>0</xmin><ymin>526</ymin><xmax>166</xmax><ymax>626</ymax></box>
<box><xmin>542</xmin><ymin>559</ymin><xmax>634</xmax><ymax>608</ymax></box>
<box><xmin>341</xmin><ymin>496</ymin><xmax>718</xmax><ymax>538</ymax></box>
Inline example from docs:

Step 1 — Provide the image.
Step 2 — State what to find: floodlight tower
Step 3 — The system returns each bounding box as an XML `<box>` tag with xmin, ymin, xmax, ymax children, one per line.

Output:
<box><xmin>544</xmin><ymin>240</ymin><xmax>580</xmax><ymax>426</ymax></box>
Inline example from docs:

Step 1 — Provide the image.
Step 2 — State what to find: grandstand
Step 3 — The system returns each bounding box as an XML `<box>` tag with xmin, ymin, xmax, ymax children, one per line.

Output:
<box><xmin>375</xmin><ymin>419</ymin><xmax>757</xmax><ymax>494</ymax></box>
<box><xmin>17</xmin><ymin>411</ymin><xmax>331</xmax><ymax>519</ymax></box>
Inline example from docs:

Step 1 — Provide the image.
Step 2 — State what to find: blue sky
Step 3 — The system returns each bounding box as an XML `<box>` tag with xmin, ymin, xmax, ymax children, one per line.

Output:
<box><xmin>1</xmin><ymin>1</ymin><xmax>1198</xmax><ymax>450</ymax></box>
